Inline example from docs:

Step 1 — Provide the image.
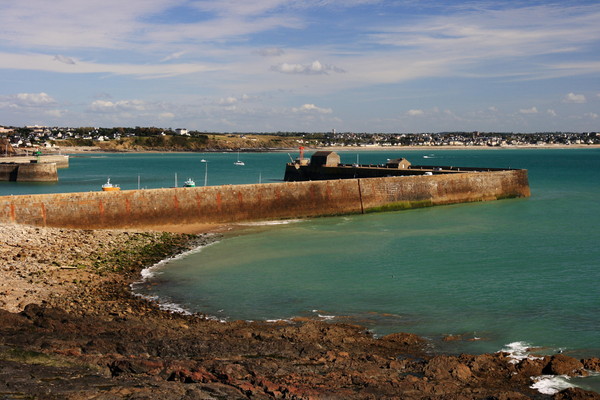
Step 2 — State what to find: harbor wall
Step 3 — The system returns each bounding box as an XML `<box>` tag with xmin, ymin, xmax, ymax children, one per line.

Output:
<box><xmin>0</xmin><ymin>169</ymin><xmax>530</xmax><ymax>230</ymax></box>
<box><xmin>0</xmin><ymin>155</ymin><xmax>69</xmax><ymax>168</ymax></box>
<box><xmin>0</xmin><ymin>162</ymin><xmax>58</xmax><ymax>182</ymax></box>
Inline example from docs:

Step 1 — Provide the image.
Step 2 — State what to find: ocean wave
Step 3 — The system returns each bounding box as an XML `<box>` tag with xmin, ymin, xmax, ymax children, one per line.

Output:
<box><xmin>312</xmin><ymin>309</ymin><xmax>336</xmax><ymax>321</ymax></box>
<box><xmin>237</xmin><ymin>219</ymin><xmax>302</xmax><ymax>226</ymax></box>
<box><xmin>498</xmin><ymin>341</ymin><xmax>542</xmax><ymax>364</ymax></box>
<box><xmin>136</xmin><ymin>235</ymin><xmax>219</xmax><ymax>281</ymax></box>
<box><xmin>499</xmin><ymin>342</ymin><xmax>581</xmax><ymax>395</ymax></box>
<box><xmin>130</xmin><ymin>235</ymin><xmax>220</xmax><ymax>316</ymax></box>
<box><xmin>530</xmin><ymin>375</ymin><xmax>574</xmax><ymax>395</ymax></box>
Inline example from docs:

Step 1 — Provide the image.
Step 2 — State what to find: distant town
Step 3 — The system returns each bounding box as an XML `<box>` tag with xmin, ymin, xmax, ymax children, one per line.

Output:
<box><xmin>1</xmin><ymin>124</ymin><xmax>599</xmax><ymax>153</ymax></box>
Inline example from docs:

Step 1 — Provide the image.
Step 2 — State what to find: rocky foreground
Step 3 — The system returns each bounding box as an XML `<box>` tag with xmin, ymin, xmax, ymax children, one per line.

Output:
<box><xmin>0</xmin><ymin>224</ymin><xmax>599</xmax><ymax>399</ymax></box>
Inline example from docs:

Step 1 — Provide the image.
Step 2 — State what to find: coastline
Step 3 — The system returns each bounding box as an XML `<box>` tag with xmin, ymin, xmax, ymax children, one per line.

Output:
<box><xmin>34</xmin><ymin>143</ymin><xmax>600</xmax><ymax>155</ymax></box>
<box><xmin>1</xmin><ymin>223</ymin><xmax>599</xmax><ymax>398</ymax></box>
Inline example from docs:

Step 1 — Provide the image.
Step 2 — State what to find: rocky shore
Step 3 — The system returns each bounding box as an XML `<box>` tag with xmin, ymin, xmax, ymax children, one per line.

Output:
<box><xmin>1</xmin><ymin>224</ymin><xmax>599</xmax><ymax>399</ymax></box>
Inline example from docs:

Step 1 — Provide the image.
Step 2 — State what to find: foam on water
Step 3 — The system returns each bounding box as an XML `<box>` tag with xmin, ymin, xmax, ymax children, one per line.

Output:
<box><xmin>498</xmin><ymin>341</ymin><xmax>541</xmax><ymax>364</ymax></box>
<box><xmin>498</xmin><ymin>342</ymin><xmax>585</xmax><ymax>395</ymax></box>
<box><xmin>237</xmin><ymin>219</ymin><xmax>303</xmax><ymax>226</ymax></box>
<box><xmin>136</xmin><ymin>235</ymin><xmax>219</xmax><ymax>281</ymax></box>
<box><xmin>135</xmin><ymin>294</ymin><xmax>193</xmax><ymax>315</ymax></box>
<box><xmin>530</xmin><ymin>375</ymin><xmax>575</xmax><ymax>395</ymax></box>
<box><xmin>130</xmin><ymin>235</ymin><xmax>220</xmax><ymax>316</ymax></box>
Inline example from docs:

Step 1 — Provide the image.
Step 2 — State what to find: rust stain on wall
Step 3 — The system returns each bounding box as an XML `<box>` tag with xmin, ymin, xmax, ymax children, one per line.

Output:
<box><xmin>0</xmin><ymin>170</ymin><xmax>530</xmax><ymax>230</ymax></box>
<box><xmin>39</xmin><ymin>203</ymin><xmax>47</xmax><ymax>226</ymax></box>
<box><xmin>216</xmin><ymin>192</ymin><xmax>222</xmax><ymax>213</ymax></box>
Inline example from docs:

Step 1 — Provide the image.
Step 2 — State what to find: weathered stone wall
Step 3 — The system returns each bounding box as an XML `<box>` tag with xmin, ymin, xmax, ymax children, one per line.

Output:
<box><xmin>0</xmin><ymin>155</ymin><xmax>69</xmax><ymax>168</ymax></box>
<box><xmin>0</xmin><ymin>169</ymin><xmax>529</xmax><ymax>229</ymax></box>
<box><xmin>0</xmin><ymin>162</ymin><xmax>58</xmax><ymax>182</ymax></box>
<box><xmin>0</xmin><ymin>164</ymin><xmax>19</xmax><ymax>182</ymax></box>
<box><xmin>359</xmin><ymin>169</ymin><xmax>530</xmax><ymax>212</ymax></box>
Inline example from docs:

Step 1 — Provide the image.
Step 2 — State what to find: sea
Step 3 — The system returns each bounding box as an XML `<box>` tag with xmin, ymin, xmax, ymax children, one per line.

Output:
<box><xmin>2</xmin><ymin>148</ymin><xmax>599</xmax><ymax>394</ymax></box>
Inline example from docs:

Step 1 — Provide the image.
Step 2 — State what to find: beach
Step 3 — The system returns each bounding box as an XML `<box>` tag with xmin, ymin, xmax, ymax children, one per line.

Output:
<box><xmin>1</xmin><ymin>223</ymin><xmax>599</xmax><ymax>399</ymax></box>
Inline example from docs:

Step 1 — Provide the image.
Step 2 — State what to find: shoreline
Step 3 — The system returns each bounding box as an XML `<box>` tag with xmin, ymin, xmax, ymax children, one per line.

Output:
<box><xmin>1</xmin><ymin>223</ymin><xmax>599</xmax><ymax>398</ymax></box>
<box><xmin>23</xmin><ymin>143</ymin><xmax>600</xmax><ymax>155</ymax></box>
<box><xmin>0</xmin><ymin>225</ymin><xmax>600</xmax><ymax>399</ymax></box>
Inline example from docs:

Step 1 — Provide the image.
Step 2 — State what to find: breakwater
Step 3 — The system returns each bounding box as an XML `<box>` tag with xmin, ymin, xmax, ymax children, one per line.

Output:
<box><xmin>0</xmin><ymin>162</ymin><xmax>58</xmax><ymax>182</ymax></box>
<box><xmin>0</xmin><ymin>155</ymin><xmax>68</xmax><ymax>182</ymax></box>
<box><xmin>0</xmin><ymin>169</ymin><xmax>529</xmax><ymax>230</ymax></box>
<box><xmin>0</xmin><ymin>155</ymin><xmax>69</xmax><ymax>168</ymax></box>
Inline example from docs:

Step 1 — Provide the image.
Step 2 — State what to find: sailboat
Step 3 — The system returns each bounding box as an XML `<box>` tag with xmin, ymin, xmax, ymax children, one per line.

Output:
<box><xmin>234</xmin><ymin>150</ymin><xmax>245</xmax><ymax>166</ymax></box>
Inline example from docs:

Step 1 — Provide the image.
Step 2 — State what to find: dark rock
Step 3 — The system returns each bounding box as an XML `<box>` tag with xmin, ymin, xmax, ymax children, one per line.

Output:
<box><xmin>554</xmin><ymin>387</ymin><xmax>600</xmax><ymax>399</ymax></box>
<box><xmin>543</xmin><ymin>354</ymin><xmax>586</xmax><ymax>376</ymax></box>
<box><xmin>381</xmin><ymin>332</ymin><xmax>427</xmax><ymax>347</ymax></box>
<box><xmin>582</xmin><ymin>358</ymin><xmax>600</xmax><ymax>372</ymax></box>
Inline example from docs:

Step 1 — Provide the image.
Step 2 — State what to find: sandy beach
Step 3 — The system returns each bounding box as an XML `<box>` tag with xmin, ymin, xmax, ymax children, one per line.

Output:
<box><xmin>1</xmin><ymin>222</ymin><xmax>599</xmax><ymax>398</ymax></box>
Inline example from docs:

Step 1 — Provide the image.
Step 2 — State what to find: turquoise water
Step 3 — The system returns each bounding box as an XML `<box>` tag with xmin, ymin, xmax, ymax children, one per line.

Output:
<box><xmin>129</xmin><ymin>149</ymin><xmax>600</xmax><ymax>362</ymax></box>
<box><xmin>0</xmin><ymin>151</ymin><xmax>292</xmax><ymax>195</ymax></box>
<box><xmin>3</xmin><ymin>150</ymin><xmax>600</xmax><ymax>373</ymax></box>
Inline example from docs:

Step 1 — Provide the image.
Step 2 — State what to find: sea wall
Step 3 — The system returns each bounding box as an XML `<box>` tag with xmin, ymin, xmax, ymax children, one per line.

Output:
<box><xmin>0</xmin><ymin>169</ymin><xmax>529</xmax><ymax>230</ymax></box>
<box><xmin>0</xmin><ymin>155</ymin><xmax>69</xmax><ymax>168</ymax></box>
<box><xmin>0</xmin><ymin>162</ymin><xmax>58</xmax><ymax>182</ymax></box>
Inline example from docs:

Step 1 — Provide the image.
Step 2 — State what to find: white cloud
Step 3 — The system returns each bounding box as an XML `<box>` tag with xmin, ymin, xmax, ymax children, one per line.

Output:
<box><xmin>292</xmin><ymin>104</ymin><xmax>332</xmax><ymax>114</ymax></box>
<box><xmin>585</xmin><ymin>112</ymin><xmax>598</xmax><ymax>119</ymax></box>
<box><xmin>53</xmin><ymin>55</ymin><xmax>76</xmax><ymax>65</ymax></box>
<box><xmin>257</xmin><ymin>47</ymin><xmax>285</xmax><ymax>57</ymax></box>
<box><xmin>0</xmin><ymin>52</ymin><xmax>216</xmax><ymax>78</ymax></box>
<box><xmin>271</xmin><ymin>60</ymin><xmax>345</xmax><ymax>75</ymax></box>
<box><xmin>89</xmin><ymin>99</ymin><xmax>146</xmax><ymax>113</ymax></box>
<box><xmin>369</xmin><ymin>4</ymin><xmax>600</xmax><ymax>82</ymax></box>
<box><xmin>218</xmin><ymin>97</ymin><xmax>238</xmax><ymax>105</ymax></box>
<box><xmin>407</xmin><ymin>109</ymin><xmax>424</xmax><ymax>116</ymax></box>
<box><xmin>160</xmin><ymin>52</ymin><xmax>186</xmax><ymax>62</ymax></box>
<box><xmin>217</xmin><ymin>94</ymin><xmax>255</xmax><ymax>106</ymax></box>
<box><xmin>45</xmin><ymin>109</ymin><xmax>67</xmax><ymax>117</ymax></box>
<box><xmin>563</xmin><ymin>92</ymin><xmax>586</xmax><ymax>103</ymax></box>
<box><xmin>547</xmin><ymin>109</ymin><xmax>557</xmax><ymax>117</ymax></box>
<box><xmin>519</xmin><ymin>107</ymin><xmax>538</xmax><ymax>114</ymax></box>
<box><xmin>158</xmin><ymin>112</ymin><xmax>175</xmax><ymax>119</ymax></box>
<box><xmin>0</xmin><ymin>92</ymin><xmax>57</xmax><ymax>108</ymax></box>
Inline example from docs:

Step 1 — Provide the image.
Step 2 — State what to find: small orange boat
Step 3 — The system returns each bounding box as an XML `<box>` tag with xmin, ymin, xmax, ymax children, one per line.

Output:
<box><xmin>101</xmin><ymin>178</ymin><xmax>120</xmax><ymax>191</ymax></box>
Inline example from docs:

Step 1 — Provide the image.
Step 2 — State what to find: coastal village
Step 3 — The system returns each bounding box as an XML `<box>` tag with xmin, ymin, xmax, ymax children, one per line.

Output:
<box><xmin>1</xmin><ymin>124</ymin><xmax>599</xmax><ymax>152</ymax></box>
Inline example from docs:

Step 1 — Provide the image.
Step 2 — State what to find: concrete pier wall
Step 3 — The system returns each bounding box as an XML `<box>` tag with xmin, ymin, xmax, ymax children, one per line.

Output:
<box><xmin>0</xmin><ymin>169</ymin><xmax>530</xmax><ymax>230</ymax></box>
<box><xmin>0</xmin><ymin>162</ymin><xmax>58</xmax><ymax>182</ymax></box>
<box><xmin>0</xmin><ymin>155</ymin><xmax>69</xmax><ymax>168</ymax></box>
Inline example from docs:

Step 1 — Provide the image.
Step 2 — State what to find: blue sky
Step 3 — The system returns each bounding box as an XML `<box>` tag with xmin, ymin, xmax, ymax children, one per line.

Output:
<box><xmin>0</xmin><ymin>0</ymin><xmax>598</xmax><ymax>133</ymax></box>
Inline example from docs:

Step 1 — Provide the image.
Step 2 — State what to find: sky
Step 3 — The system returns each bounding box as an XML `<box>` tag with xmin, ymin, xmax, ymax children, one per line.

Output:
<box><xmin>0</xmin><ymin>0</ymin><xmax>599</xmax><ymax>133</ymax></box>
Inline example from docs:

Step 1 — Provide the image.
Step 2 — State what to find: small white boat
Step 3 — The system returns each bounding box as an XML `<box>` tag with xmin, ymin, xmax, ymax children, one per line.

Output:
<box><xmin>234</xmin><ymin>151</ymin><xmax>245</xmax><ymax>166</ymax></box>
<box><xmin>101</xmin><ymin>178</ymin><xmax>120</xmax><ymax>191</ymax></box>
<box><xmin>183</xmin><ymin>178</ymin><xmax>196</xmax><ymax>187</ymax></box>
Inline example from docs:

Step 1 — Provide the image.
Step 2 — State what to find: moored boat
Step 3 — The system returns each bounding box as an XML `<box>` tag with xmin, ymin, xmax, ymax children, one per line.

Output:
<box><xmin>234</xmin><ymin>151</ymin><xmax>245</xmax><ymax>166</ymax></box>
<box><xmin>183</xmin><ymin>178</ymin><xmax>196</xmax><ymax>187</ymax></box>
<box><xmin>101</xmin><ymin>178</ymin><xmax>120</xmax><ymax>191</ymax></box>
